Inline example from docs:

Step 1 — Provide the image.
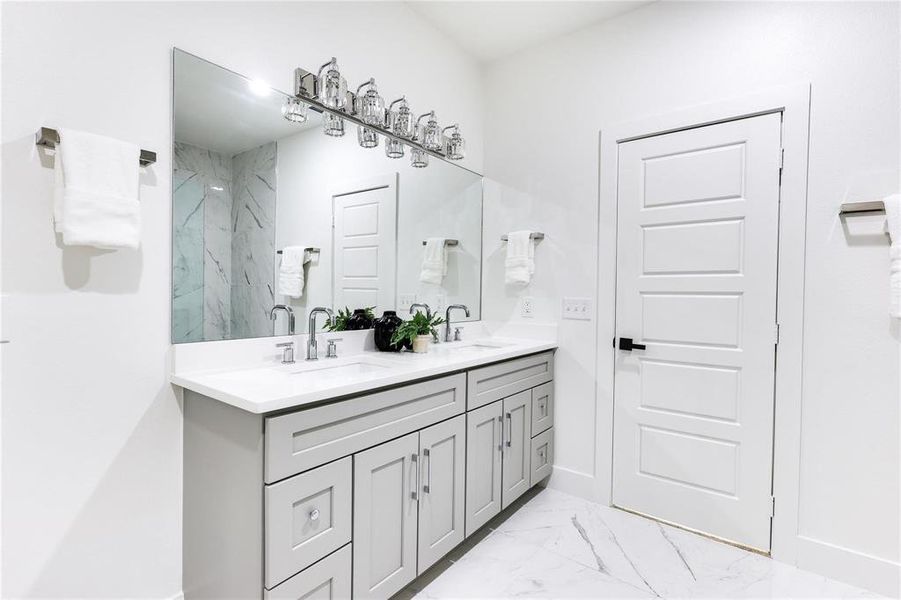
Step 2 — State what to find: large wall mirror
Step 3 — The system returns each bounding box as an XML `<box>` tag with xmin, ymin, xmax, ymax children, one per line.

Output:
<box><xmin>171</xmin><ymin>49</ymin><xmax>483</xmax><ymax>343</ymax></box>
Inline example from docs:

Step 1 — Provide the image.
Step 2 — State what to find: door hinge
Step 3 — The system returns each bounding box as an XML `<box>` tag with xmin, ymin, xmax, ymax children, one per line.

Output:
<box><xmin>778</xmin><ymin>148</ymin><xmax>784</xmax><ymax>184</ymax></box>
<box><xmin>770</xmin><ymin>495</ymin><xmax>776</xmax><ymax>517</ymax></box>
<box><xmin>774</xmin><ymin>323</ymin><xmax>780</xmax><ymax>345</ymax></box>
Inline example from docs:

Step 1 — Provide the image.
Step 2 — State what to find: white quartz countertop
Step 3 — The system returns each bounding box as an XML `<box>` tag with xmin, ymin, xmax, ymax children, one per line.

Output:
<box><xmin>170</xmin><ymin>336</ymin><xmax>557</xmax><ymax>414</ymax></box>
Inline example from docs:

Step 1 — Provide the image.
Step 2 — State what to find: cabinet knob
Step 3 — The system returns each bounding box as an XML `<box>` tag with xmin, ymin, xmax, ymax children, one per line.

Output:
<box><xmin>309</xmin><ymin>508</ymin><xmax>320</xmax><ymax>521</ymax></box>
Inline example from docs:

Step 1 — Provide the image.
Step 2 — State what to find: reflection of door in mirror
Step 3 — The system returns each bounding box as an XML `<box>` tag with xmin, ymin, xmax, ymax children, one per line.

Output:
<box><xmin>332</xmin><ymin>175</ymin><xmax>398</xmax><ymax>316</ymax></box>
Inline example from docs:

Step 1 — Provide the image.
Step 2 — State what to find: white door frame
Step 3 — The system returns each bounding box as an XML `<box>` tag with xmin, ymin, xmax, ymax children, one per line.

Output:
<box><xmin>595</xmin><ymin>83</ymin><xmax>811</xmax><ymax>564</ymax></box>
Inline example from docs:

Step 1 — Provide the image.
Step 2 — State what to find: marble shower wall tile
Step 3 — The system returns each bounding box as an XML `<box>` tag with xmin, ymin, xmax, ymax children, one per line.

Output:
<box><xmin>230</xmin><ymin>142</ymin><xmax>277</xmax><ymax>339</ymax></box>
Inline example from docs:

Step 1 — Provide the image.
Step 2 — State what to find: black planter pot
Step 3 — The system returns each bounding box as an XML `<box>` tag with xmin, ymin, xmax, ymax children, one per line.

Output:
<box><xmin>346</xmin><ymin>309</ymin><xmax>374</xmax><ymax>331</ymax></box>
<box><xmin>373</xmin><ymin>311</ymin><xmax>411</xmax><ymax>352</ymax></box>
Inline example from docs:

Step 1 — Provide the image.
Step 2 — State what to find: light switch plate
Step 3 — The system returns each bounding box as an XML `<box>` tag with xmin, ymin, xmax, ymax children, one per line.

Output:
<box><xmin>399</xmin><ymin>293</ymin><xmax>416</xmax><ymax>310</ymax></box>
<box><xmin>563</xmin><ymin>297</ymin><xmax>593</xmax><ymax>320</ymax></box>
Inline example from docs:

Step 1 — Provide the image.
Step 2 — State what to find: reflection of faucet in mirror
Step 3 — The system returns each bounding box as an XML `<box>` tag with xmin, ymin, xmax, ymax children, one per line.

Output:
<box><xmin>307</xmin><ymin>307</ymin><xmax>336</xmax><ymax>361</ymax></box>
<box><xmin>445</xmin><ymin>304</ymin><xmax>470</xmax><ymax>343</ymax></box>
<box><xmin>410</xmin><ymin>303</ymin><xmax>437</xmax><ymax>343</ymax></box>
<box><xmin>270</xmin><ymin>305</ymin><xmax>295</xmax><ymax>335</ymax></box>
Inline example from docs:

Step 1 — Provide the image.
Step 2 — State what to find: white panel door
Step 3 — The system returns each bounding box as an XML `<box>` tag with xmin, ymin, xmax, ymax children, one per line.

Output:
<box><xmin>333</xmin><ymin>174</ymin><xmax>397</xmax><ymax>314</ymax></box>
<box><xmin>613</xmin><ymin>113</ymin><xmax>782</xmax><ymax>551</ymax></box>
<box><xmin>417</xmin><ymin>415</ymin><xmax>466</xmax><ymax>574</ymax></box>
<box><xmin>353</xmin><ymin>432</ymin><xmax>418</xmax><ymax>599</ymax></box>
<box><xmin>465</xmin><ymin>400</ymin><xmax>503</xmax><ymax>536</ymax></box>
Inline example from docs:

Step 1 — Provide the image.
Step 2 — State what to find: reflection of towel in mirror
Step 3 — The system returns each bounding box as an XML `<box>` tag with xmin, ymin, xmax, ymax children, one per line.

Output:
<box><xmin>505</xmin><ymin>230</ymin><xmax>534</xmax><ymax>285</ymax></box>
<box><xmin>420</xmin><ymin>238</ymin><xmax>448</xmax><ymax>284</ymax></box>
<box><xmin>885</xmin><ymin>194</ymin><xmax>901</xmax><ymax>318</ymax></box>
<box><xmin>279</xmin><ymin>246</ymin><xmax>311</xmax><ymax>298</ymax></box>
<box><xmin>53</xmin><ymin>128</ymin><xmax>141</xmax><ymax>249</ymax></box>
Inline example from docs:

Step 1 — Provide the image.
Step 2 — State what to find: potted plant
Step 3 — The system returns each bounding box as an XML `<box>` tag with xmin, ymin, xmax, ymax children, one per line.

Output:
<box><xmin>390</xmin><ymin>311</ymin><xmax>445</xmax><ymax>353</ymax></box>
<box><xmin>326</xmin><ymin>306</ymin><xmax>375</xmax><ymax>332</ymax></box>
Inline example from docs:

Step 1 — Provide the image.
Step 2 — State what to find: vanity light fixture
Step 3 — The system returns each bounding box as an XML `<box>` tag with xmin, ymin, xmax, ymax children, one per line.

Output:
<box><xmin>411</xmin><ymin>147</ymin><xmax>429</xmax><ymax>168</ymax></box>
<box><xmin>289</xmin><ymin>57</ymin><xmax>468</xmax><ymax>167</ymax></box>
<box><xmin>443</xmin><ymin>124</ymin><xmax>465</xmax><ymax>160</ymax></box>
<box><xmin>282</xmin><ymin>97</ymin><xmax>308</xmax><ymax>123</ymax></box>
<box><xmin>316</xmin><ymin>57</ymin><xmax>347</xmax><ymax>109</ymax></box>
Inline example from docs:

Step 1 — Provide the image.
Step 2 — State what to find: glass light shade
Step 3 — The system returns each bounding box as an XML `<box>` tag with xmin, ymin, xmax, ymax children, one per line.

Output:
<box><xmin>392</xmin><ymin>105</ymin><xmax>414</xmax><ymax>138</ymax></box>
<box><xmin>446</xmin><ymin>131</ymin><xmax>465</xmax><ymax>160</ymax></box>
<box><xmin>323</xmin><ymin>113</ymin><xmax>345</xmax><ymax>137</ymax></box>
<box><xmin>318</xmin><ymin>60</ymin><xmax>347</xmax><ymax>109</ymax></box>
<box><xmin>358</xmin><ymin>88</ymin><xmax>385</xmax><ymax>126</ymax></box>
<box><xmin>423</xmin><ymin>117</ymin><xmax>442</xmax><ymax>151</ymax></box>
<box><xmin>357</xmin><ymin>125</ymin><xmax>379</xmax><ymax>148</ymax></box>
<box><xmin>282</xmin><ymin>97</ymin><xmax>308</xmax><ymax>123</ymax></box>
<box><xmin>385</xmin><ymin>137</ymin><xmax>404</xmax><ymax>159</ymax></box>
<box><xmin>411</xmin><ymin>147</ymin><xmax>429</xmax><ymax>168</ymax></box>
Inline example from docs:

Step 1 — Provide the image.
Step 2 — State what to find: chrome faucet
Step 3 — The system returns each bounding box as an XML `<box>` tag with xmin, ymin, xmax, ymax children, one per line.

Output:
<box><xmin>445</xmin><ymin>304</ymin><xmax>470</xmax><ymax>342</ymax></box>
<box><xmin>306</xmin><ymin>307</ymin><xmax>336</xmax><ymax>361</ymax></box>
<box><xmin>270</xmin><ymin>305</ymin><xmax>295</xmax><ymax>335</ymax></box>
<box><xmin>410</xmin><ymin>303</ymin><xmax>437</xmax><ymax>342</ymax></box>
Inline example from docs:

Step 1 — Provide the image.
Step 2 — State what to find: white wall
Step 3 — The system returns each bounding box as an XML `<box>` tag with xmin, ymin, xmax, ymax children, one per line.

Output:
<box><xmin>0</xmin><ymin>2</ymin><xmax>483</xmax><ymax>598</ymax></box>
<box><xmin>481</xmin><ymin>0</ymin><xmax>899</xmax><ymax>594</ymax></box>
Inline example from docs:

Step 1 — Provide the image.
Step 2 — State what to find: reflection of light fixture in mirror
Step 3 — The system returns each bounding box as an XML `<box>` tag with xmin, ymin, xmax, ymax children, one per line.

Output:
<box><xmin>355</xmin><ymin>78</ymin><xmax>385</xmax><ymax>126</ymax></box>
<box><xmin>385</xmin><ymin>137</ymin><xmax>404</xmax><ymax>159</ymax></box>
<box><xmin>357</xmin><ymin>125</ymin><xmax>379</xmax><ymax>148</ymax></box>
<box><xmin>443</xmin><ymin>124</ymin><xmax>465</xmax><ymax>160</ymax></box>
<box><xmin>316</xmin><ymin>57</ymin><xmax>347</xmax><ymax>109</ymax></box>
<box><xmin>411</xmin><ymin>147</ymin><xmax>429</xmax><ymax>168</ymax></box>
<box><xmin>323</xmin><ymin>112</ymin><xmax>345</xmax><ymax>137</ymax></box>
<box><xmin>387</xmin><ymin>97</ymin><xmax>413</xmax><ymax>138</ymax></box>
<box><xmin>416</xmin><ymin>111</ymin><xmax>442</xmax><ymax>151</ymax></box>
<box><xmin>282</xmin><ymin>97</ymin><xmax>308</xmax><ymax>123</ymax></box>
<box><xmin>248</xmin><ymin>78</ymin><xmax>271</xmax><ymax>97</ymax></box>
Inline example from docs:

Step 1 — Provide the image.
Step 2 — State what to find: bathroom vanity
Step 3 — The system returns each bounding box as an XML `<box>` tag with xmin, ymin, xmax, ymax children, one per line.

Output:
<box><xmin>176</xmin><ymin>341</ymin><xmax>555</xmax><ymax>599</ymax></box>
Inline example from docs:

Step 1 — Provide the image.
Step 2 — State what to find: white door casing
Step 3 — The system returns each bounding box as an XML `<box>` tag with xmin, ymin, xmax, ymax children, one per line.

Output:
<box><xmin>612</xmin><ymin>113</ymin><xmax>782</xmax><ymax>551</ymax></box>
<box><xmin>332</xmin><ymin>174</ymin><xmax>398</xmax><ymax>315</ymax></box>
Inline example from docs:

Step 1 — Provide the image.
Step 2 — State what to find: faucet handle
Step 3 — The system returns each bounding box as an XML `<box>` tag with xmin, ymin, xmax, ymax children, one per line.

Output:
<box><xmin>454</xmin><ymin>327</ymin><xmax>463</xmax><ymax>341</ymax></box>
<box><xmin>326</xmin><ymin>338</ymin><xmax>342</xmax><ymax>359</ymax></box>
<box><xmin>276</xmin><ymin>341</ymin><xmax>295</xmax><ymax>364</ymax></box>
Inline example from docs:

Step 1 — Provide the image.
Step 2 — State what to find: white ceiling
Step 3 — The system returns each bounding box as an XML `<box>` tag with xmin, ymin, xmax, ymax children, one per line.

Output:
<box><xmin>406</xmin><ymin>1</ymin><xmax>655</xmax><ymax>63</ymax></box>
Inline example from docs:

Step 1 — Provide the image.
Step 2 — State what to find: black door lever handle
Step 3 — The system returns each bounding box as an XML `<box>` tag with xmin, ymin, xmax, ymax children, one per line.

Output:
<box><xmin>618</xmin><ymin>337</ymin><xmax>646</xmax><ymax>351</ymax></box>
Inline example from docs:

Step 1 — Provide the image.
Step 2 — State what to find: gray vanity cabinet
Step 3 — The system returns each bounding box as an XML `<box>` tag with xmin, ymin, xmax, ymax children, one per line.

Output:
<box><xmin>183</xmin><ymin>351</ymin><xmax>554</xmax><ymax>600</ymax></box>
<box><xmin>352</xmin><ymin>433</ymin><xmax>419</xmax><ymax>599</ymax></box>
<box><xmin>501</xmin><ymin>390</ymin><xmax>533</xmax><ymax>508</ymax></box>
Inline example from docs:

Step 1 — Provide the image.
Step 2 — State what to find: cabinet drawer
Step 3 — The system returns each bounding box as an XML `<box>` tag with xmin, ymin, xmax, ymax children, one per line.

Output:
<box><xmin>264</xmin><ymin>543</ymin><xmax>352</xmax><ymax>600</ymax></box>
<box><xmin>466</xmin><ymin>351</ymin><xmax>554</xmax><ymax>410</ymax></box>
<box><xmin>265</xmin><ymin>458</ymin><xmax>352</xmax><ymax>589</ymax></box>
<box><xmin>265</xmin><ymin>373</ymin><xmax>466</xmax><ymax>483</ymax></box>
<box><xmin>530</xmin><ymin>382</ymin><xmax>554</xmax><ymax>436</ymax></box>
<box><xmin>530</xmin><ymin>428</ymin><xmax>554</xmax><ymax>486</ymax></box>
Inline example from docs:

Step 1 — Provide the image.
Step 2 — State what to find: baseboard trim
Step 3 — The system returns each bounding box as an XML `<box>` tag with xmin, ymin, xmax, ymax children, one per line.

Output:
<box><xmin>546</xmin><ymin>465</ymin><xmax>596</xmax><ymax>501</ymax></box>
<box><xmin>796</xmin><ymin>535</ymin><xmax>899</xmax><ymax>597</ymax></box>
<box><xmin>166</xmin><ymin>592</ymin><xmax>184</xmax><ymax>600</ymax></box>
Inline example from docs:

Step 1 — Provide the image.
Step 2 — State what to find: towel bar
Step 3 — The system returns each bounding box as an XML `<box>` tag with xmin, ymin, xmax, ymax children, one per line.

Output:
<box><xmin>840</xmin><ymin>200</ymin><xmax>886</xmax><ymax>215</ymax></box>
<box><xmin>276</xmin><ymin>247</ymin><xmax>320</xmax><ymax>255</ymax></box>
<box><xmin>35</xmin><ymin>127</ymin><xmax>157</xmax><ymax>167</ymax></box>
<box><xmin>501</xmin><ymin>232</ymin><xmax>545</xmax><ymax>241</ymax></box>
<box><xmin>421</xmin><ymin>239</ymin><xmax>459</xmax><ymax>247</ymax></box>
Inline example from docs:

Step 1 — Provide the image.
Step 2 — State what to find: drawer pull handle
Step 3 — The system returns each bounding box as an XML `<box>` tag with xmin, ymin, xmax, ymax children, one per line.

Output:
<box><xmin>309</xmin><ymin>508</ymin><xmax>320</xmax><ymax>521</ymax></box>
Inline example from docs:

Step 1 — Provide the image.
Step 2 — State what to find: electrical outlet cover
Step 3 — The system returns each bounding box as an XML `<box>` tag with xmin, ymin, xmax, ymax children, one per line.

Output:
<box><xmin>521</xmin><ymin>296</ymin><xmax>535</xmax><ymax>318</ymax></box>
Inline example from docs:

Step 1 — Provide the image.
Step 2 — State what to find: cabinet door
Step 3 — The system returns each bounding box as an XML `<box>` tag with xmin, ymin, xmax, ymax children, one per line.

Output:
<box><xmin>502</xmin><ymin>390</ymin><xmax>532</xmax><ymax>509</ymax></box>
<box><xmin>353</xmin><ymin>432</ymin><xmax>419</xmax><ymax>599</ymax></box>
<box><xmin>465</xmin><ymin>400</ymin><xmax>503</xmax><ymax>537</ymax></box>
<box><xmin>417</xmin><ymin>415</ymin><xmax>466</xmax><ymax>574</ymax></box>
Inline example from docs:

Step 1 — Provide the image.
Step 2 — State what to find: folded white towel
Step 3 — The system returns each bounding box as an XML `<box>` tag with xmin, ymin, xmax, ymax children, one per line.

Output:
<box><xmin>419</xmin><ymin>238</ymin><xmax>448</xmax><ymax>285</ymax></box>
<box><xmin>279</xmin><ymin>246</ymin><xmax>311</xmax><ymax>298</ymax></box>
<box><xmin>884</xmin><ymin>194</ymin><xmax>901</xmax><ymax>318</ymax></box>
<box><xmin>53</xmin><ymin>128</ymin><xmax>141</xmax><ymax>249</ymax></box>
<box><xmin>505</xmin><ymin>230</ymin><xmax>535</xmax><ymax>285</ymax></box>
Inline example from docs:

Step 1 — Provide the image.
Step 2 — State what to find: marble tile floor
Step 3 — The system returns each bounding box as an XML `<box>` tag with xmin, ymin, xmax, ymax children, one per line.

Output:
<box><xmin>397</xmin><ymin>488</ymin><xmax>879</xmax><ymax>599</ymax></box>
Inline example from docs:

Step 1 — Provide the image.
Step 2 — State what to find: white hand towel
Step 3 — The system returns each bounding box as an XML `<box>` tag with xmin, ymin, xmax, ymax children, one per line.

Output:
<box><xmin>53</xmin><ymin>128</ymin><xmax>141</xmax><ymax>249</ymax></box>
<box><xmin>884</xmin><ymin>194</ymin><xmax>901</xmax><ymax>318</ymax></box>
<box><xmin>279</xmin><ymin>246</ymin><xmax>311</xmax><ymax>298</ymax></box>
<box><xmin>419</xmin><ymin>238</ymin><xmax>448</xmax><ymax>284</ymax></box>
<box><xmin>505</xmin><ymin>230</ymin><xmax>534</xmax><ymax>285</ymax></box>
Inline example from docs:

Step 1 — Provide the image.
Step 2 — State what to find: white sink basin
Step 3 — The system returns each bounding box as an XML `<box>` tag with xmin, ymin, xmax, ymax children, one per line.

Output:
<box><xmin>285</xmin><ymin>359</ymin><xmax>391</xmax><ymax>378</ymax></box>
<box><xmin>433</xmin><ymin>340</ymin><xmax>515</xmax><ymax>353</ymax></box>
